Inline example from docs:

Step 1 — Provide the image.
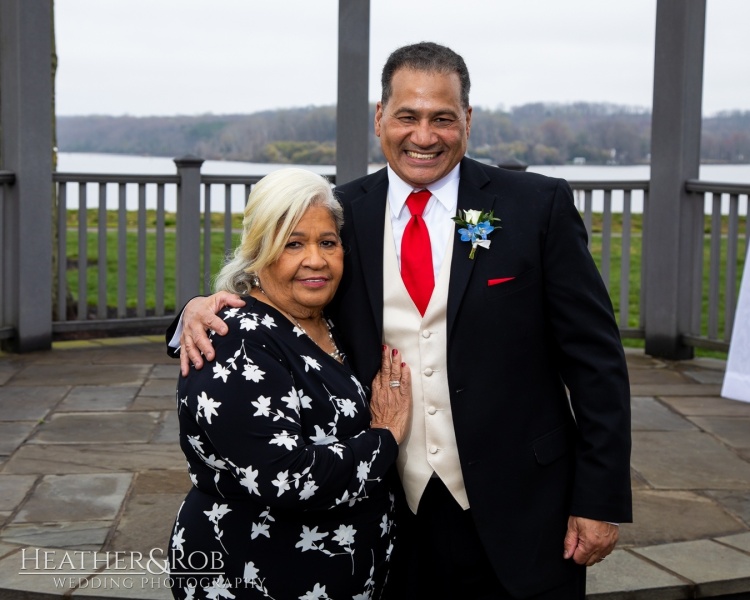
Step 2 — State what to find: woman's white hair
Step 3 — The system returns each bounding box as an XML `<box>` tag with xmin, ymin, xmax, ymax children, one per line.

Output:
<box><xmin>213</xmin><ymin>168</ymin><xmax>343</xmax><ymax>295</ymax></box>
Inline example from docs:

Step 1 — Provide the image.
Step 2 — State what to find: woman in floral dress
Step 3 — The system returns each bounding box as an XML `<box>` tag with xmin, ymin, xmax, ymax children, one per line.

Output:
<box><xmin>168</xmin><ymin>168</ymin><xmax>412</xmax><ymax>600</ymax></box>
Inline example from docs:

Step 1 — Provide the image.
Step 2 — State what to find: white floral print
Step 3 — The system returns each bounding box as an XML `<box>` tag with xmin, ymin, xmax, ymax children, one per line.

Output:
<box><xmin>169</xmin><ymin>299</ymin><xmax>398</xmax><ymax>600</ymax></box>
<box><xmin>196</xmin><ymin>392</ymin><xmax>221</xmax><ymax>424</ymax></box>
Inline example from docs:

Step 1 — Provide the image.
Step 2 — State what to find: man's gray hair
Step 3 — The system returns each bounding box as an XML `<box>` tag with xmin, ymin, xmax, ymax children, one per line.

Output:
<box><xmin>381</xmin><ymin>42</ymin><xmax>471</xmax><ymax>110</ymax></box>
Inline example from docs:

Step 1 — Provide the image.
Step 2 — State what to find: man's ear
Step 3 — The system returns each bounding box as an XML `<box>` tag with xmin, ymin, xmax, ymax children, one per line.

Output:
<box><xmin>374</xmin><ymin>101</ymin><xmax>384</xmax><ymax>137</ymax></box>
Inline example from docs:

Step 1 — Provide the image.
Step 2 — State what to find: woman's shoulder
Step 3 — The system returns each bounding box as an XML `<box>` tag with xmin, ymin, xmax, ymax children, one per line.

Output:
<box><xmin>217</xmin><ymin>296</ymin><xmax>290</xmax><ymax>339</ymax></box>
<box><xmin>211</xmin><ymin>296</ymin><xmax>294</xmax><ymax>346</ymax></box>
<box><xmin>206</xmin><ymin>298</ymin><xmax>294</xmax><ymax>369</ymax></box>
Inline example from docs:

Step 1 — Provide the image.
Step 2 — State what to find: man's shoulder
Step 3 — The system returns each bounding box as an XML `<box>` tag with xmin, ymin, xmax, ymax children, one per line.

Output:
<box><xmin>462</xmin><ymin>157</ymin><xmax>567</xmax><ymax>192</ymax></box>
<box><xmin>334</xmin><ymin>168</ymin><xmax>388</xmax><ymax>202</ymax></box>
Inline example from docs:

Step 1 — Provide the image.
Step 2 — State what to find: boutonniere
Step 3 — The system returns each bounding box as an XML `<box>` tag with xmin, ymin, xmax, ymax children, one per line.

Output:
<box><xmin>452</xmin><ymin>209</ymin><xmax>501</xmax><ymax>259</ymax></box>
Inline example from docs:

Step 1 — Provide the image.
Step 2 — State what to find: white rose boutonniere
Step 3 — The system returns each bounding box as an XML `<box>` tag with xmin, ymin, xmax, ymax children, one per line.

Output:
<box><xmin>452</xmin><ymin>208</ymin><xmax>502</xmax><ymax>259</ymax></box>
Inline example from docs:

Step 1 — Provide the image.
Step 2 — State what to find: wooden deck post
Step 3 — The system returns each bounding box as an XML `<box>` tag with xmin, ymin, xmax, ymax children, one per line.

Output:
<box><xmin>174</xmin><ymin>156</ymin><xmax>204</xmax><ymax>309</ymax></box>
<box><xmin>644</xmin><ymin>0</ymin><xmax>706</xmax><ymax>359</ymax></box>
<box><xmin>335</xmin><ymin>0</ymin><xmax>370</xmax><ymax>185</ymax></box>
<box><xmin>0</xmin><ymin>0</ymin><xmax>54</xmax><ymax>351</ymax></box>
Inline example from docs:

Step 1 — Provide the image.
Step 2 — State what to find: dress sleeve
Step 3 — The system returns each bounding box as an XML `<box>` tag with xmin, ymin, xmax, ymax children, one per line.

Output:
<box><xmin>179</xmin><ymin>326</ymin><xmax>398</xmax><ymax>511</ymax></box>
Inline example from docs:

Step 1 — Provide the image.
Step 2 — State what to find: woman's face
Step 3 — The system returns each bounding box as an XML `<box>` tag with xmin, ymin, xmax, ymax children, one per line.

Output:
<box><xmin>258</xmin><ymin>205</ymin><xmax>343</xmax><ymax>318</ymax></box>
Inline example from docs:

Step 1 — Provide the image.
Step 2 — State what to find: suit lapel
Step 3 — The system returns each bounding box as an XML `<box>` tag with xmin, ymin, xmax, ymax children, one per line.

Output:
<box><xmin>447</xmin><ymin>159</ymin><xmax>498</xmax><ymax>338</ymax></box>
<box><xmin>349</xmin><ymin>169</ymin><xmax>389</xmax><ymax>339</ymax></box>
<box><xmin>347</xmin><ymin>161</ymin><xmax>498</xmax><ymax>341</ymax></box>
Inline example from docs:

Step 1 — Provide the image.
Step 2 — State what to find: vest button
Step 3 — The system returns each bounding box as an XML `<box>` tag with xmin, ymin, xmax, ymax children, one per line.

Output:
<box><xmin>429</xmin><ymin>445</ymin><xmax>438</xmax><ymax>454</ymax></box>
<box><xmin>423</xmin><ymin>368</ymin><xmax>434</xmax><ymax>376</ymax></box>
<box><xmin>427</xmin><ymin>406</ymin><xmax>437</xmax><ymax>415</ymax></box>
<box><xmin>422</xmin><ymin>330</ymin><xmax>431</xmax><ymax>338</ymax></box>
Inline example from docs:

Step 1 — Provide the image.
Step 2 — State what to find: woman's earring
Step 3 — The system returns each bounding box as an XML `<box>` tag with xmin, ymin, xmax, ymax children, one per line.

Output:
<box><xmin>250</xmin><ymin>273</ymin><xmax>260</xmax><ymax>288</ymax></box>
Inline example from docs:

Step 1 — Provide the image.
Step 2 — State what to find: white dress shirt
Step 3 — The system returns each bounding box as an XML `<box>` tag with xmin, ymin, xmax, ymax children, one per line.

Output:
<box><xmin>386</xmin><ymin>163</ymin><xmax>460</xmax><ymax>280</ymax></box>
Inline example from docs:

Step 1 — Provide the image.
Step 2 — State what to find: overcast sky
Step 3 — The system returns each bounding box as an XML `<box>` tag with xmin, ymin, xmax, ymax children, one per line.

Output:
<box><xmin>54</xmin><ymin>0</ymin><xmax>749</xmax><ymax>118</ymax></box>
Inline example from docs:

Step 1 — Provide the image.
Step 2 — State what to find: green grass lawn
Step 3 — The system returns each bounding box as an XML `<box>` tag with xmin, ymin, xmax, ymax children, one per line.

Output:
<box><xmin>64</xmin><ymin>228</ymin><xmax>240</xmax><ymax>313</ymax></box>
<box><xmin>63</xmin><ymin>209</ymin><xmax>746</xmax><ymax>357</ymax></box>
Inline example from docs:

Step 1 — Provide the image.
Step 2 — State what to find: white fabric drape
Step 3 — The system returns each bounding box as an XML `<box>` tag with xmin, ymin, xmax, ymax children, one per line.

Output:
<box><xmin>722</xmin><ymin>256</ymin><xmax>750</xmax><ymax>403</ymax></box>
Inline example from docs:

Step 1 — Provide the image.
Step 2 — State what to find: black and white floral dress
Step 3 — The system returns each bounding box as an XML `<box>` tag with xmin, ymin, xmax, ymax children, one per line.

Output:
<box><xmin>169</xmin><ymin>298</ymin><xmax>398</xmax><ymax>600</ymax></box>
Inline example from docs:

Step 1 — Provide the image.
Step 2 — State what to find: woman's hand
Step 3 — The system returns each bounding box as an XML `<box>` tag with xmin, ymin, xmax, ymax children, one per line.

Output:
<box><xmin>370</xmin><ymin>346</ymin><xmax>412</xmax><ymax>444</ymax></box>
<box><xmin>179</xmin><ymin>292</ymin><xmax>245</xmax><ymax>376</ymax></box>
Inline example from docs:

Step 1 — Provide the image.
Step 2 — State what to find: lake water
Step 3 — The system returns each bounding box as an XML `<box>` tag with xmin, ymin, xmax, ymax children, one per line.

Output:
<box><xmin>57</xmin><ymin>152</ymin><xmax>750</xmax><ymax>215</ymax></box>
<box><xmin>57</xmin><ymin>152</ymin><xmax>337</xmax><ymax>177</ymax></box>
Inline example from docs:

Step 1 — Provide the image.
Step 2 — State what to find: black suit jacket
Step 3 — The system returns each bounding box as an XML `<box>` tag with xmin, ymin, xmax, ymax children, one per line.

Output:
<box><xmin>328</xmin><ymin>158</ymin><xmax>632</xmax><ymax>596</ymax></box>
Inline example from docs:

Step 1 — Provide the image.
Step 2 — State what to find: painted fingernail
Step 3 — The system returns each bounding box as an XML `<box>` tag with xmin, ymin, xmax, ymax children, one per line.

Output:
<box><xmin>392</xmin><ymin>349</ymin><xmax>398</xmax><ymax>357</ymax></box>
<box><xmin>401</xmin><ymin>362</ymin><xmax>406</xmax><ymax>367</ymax></box>
<box><xmin>382</xmin><ymin>345</ymin><xmax>387</xmax><ymax>351</ymax></box>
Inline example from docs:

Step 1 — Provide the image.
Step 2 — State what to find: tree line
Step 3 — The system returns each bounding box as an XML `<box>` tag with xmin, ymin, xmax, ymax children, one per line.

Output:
<box><xmin>57</xmin><ymin>103</ymin><xmax>750</xmax><ymax>166</ymax></box>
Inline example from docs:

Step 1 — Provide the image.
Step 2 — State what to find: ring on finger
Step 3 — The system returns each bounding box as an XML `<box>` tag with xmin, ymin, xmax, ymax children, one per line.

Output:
<box><xmin>389</xmin><ymin>381</ymin><xmax>400</xmax><ymax>388</ymax></box>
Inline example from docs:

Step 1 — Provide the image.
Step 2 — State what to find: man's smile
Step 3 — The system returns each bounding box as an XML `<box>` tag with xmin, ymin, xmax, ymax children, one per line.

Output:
<box><xmin>406</xmin><ymin>150</ymin><xmax>440</xmax><ymax>160</ymax></box>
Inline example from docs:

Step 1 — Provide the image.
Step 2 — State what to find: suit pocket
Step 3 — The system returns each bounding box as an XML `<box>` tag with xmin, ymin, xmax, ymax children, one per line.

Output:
<box><xmin>532</xmin><ymin>425</ymin><xmax>572</xmax><ymax>466</ymax></box>
<box><xmin>484</xmin><ymin>267</ymin><xmax>540</xmax><ymax>301</ymax></box>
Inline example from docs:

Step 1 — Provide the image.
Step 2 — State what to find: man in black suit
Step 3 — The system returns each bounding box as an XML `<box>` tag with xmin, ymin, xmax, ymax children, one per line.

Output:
<box><xmin>172</xmin><ymin>42</ymin><xmax>631</xmax><ymax>599</ymax></box>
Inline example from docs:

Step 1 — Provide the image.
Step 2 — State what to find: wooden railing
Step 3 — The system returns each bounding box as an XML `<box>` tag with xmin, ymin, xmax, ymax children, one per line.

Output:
<box><xmin>683</xmin><ymin>180</ymin><xmax>750</xmax><ymax>350</ymax></box>
<box><xmin>1</xmin><ymin>161</ymin><xmax>747</xmax><ymax>354</ymax></box>
<box><xmin>51</xmin><ymin>170</ymin><xmax>750</xmax><ymax>352</ymax></box>
<box><xmin>569</xmin><ymin>180</ymin><xmax>650</xmax><ymax>340</ymax></box>
<box><xmin>53</xmin><ymin>172</ymin><xmax>180</xmax><ymax>334</ymax></box>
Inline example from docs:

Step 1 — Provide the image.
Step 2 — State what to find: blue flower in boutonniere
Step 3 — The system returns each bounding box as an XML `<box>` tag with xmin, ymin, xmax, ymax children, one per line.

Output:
<box><xmin>452</xmin><ymin>208</ymin><xmax>502</xmax><ymax>259</ymax></box>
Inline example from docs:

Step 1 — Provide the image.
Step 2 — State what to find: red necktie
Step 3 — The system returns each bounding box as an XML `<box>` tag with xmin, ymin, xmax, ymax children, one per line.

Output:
<box><xmin>401</xmin><ymin>190</ymin><xmax>434</xmax><ymax>315</ymax></box>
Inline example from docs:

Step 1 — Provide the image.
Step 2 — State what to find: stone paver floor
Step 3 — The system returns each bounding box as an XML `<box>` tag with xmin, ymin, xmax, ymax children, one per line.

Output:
<box><xmin>0</xmin><ymin>340</ymin><xmax>748</xmax><ymax>599</ymax></box>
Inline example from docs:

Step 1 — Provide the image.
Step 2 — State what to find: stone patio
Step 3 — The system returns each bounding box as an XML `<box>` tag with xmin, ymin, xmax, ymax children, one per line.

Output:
<box><xmin>0</xmin><ymin>339</ymin><xmax>748</xmax><ymax>599</ymax></box>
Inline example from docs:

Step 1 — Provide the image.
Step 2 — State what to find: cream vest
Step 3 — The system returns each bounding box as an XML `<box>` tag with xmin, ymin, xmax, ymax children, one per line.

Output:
<box><xmin>382</xmin><ymin>211</ymin><xmax>469</xmax><ymax>512</ymax></box>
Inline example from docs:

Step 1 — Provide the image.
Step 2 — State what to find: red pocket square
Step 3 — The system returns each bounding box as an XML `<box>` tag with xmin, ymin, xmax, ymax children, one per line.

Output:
<box><xmin>488</xmin><ymin>277</ymin><xmax>515</xmax><ymax>286</ymax></box>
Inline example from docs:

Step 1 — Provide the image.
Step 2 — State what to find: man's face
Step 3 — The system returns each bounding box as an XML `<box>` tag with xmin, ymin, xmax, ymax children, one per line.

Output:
<box><xmin>375</xmin><ymin>68</ymin><xmax>471</xmax><ymax>189</ymax></box>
